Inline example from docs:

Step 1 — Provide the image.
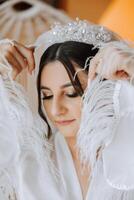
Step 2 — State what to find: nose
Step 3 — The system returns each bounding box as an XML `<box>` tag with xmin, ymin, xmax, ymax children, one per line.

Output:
<box><xmin>51</xmin><ymin>96</ymin><xmax>67</xmax><ymax>117</ymax></box>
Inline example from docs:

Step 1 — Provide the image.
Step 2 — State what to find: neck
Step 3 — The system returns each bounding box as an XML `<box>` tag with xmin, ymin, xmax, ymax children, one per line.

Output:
<box><xmin>65</xmin><ymin>136</ymin><xmax>79</xmax><ymax>160</ymax></box>
<box><xmin>65</xmin><ymin>135</ymin><xmax>91</xmax><ymax>199</ymax></box>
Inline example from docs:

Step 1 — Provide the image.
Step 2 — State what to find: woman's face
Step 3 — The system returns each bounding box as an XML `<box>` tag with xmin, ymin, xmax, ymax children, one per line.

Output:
<box><xmin>40</xmin><ymin>61</ymin><xmax>88</xmax><ymax>138</ymax></box>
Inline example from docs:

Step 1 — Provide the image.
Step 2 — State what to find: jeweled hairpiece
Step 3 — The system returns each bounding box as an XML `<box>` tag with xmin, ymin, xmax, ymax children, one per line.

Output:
<box><xmin>35</xmin><ymin>19</ymin><xmax>119</xmax><ymax>49</ymax></box>
<box><xmin>34</xmin><ymin>19</ymin><xmax>120</xmax><ymax>73</ymax></box>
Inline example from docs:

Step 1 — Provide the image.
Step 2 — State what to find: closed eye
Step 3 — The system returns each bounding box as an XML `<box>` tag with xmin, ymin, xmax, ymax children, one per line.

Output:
<box><xmin>41</xmin><ymin>95</ymin><xmax>53</xmax><ymax>100</ymax></box>
<box><xmin>66</xmin><ymin>92</ymin><xmax>79</xmax><ymax>98</ymax></box>
<box><xmin>41</xmin><ymin>92</ymin><xmax>79</xmax><ymax>100</ymax></box>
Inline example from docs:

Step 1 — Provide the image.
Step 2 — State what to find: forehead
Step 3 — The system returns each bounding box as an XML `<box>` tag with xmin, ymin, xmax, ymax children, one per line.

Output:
<box><xmin>40</xmin><ymin>60</ymin><xmax>88</xmax><ymax>88</ymax></box>
<box><xmin>41</xmin><ymin>61</ymin><xmax>71</xmax><ymax>87</ymax></box>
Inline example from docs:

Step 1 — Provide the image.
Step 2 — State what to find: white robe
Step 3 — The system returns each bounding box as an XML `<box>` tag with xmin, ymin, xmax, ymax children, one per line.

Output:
<box><xmin>0</xmin><ymin>61</ymin><xmax>134</xmax><ymax>199</ymax></box>
<box><xmin>1</xmin><ymin>120</ymin><xmax>134</xmax><ymax>200</ymax></box>
<box><xmin>53</xmin><ymin>130</ymin><xmax>134</xmax><ymax>200</ymax></box>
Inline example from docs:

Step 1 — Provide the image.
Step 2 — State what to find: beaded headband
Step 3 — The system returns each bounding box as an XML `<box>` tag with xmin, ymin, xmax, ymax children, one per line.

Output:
<box><xmin>35</xmin><ymin>19</ymin><xmax>119</xmax><ymax>47</ymax></box>
<box><xmin>34</xmin><ymin>19</ymin><xmax>119</xmax><ymax>74</ymax></box>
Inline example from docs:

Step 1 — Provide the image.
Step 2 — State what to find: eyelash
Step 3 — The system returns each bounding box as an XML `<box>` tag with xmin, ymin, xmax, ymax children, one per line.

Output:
<box><xmin>41</xmin><ymin>92</ymin><xmax>79</xmax><ymax>100</ymax></box>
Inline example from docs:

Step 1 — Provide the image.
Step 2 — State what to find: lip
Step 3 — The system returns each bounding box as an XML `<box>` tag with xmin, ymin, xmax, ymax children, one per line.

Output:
<box><xmin>55</xmin><ymin>119</ymin><xmax>76</xmax><ymax>126</ymax></box>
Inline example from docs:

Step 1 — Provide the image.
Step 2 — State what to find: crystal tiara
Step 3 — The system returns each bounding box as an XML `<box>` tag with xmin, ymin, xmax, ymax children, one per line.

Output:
<box><xmin>35</xmin><ymin>19</ymin><xmax>120</xmax><ymax>50</ymax></box>
<box><xmin>34</xmin><ymin>19</ymin><xmax>120</xmax><ymax>74</ymax></box>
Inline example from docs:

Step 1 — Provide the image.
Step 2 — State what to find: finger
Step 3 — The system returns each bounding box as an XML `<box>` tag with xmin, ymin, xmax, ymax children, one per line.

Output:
<box><xmin>117</xmin><ymin>70</ymin><xmax>129</xmax><ymax>78</ymax></box>
<box><xmin>26</xmin><ymin>45</ymin><xmax>35</xmax><ymax>51</ymax></box>
<box><xmin>113</xmin><ymin>70</ymin><xmax>129</xmax><ymax>80</ymax></box>
<box><xmin>12</xmin><ymin>69</ymin><xmax>19</xmax><ymax>80</ymax></box>
<box><xmin>116</xmin><ymin>54</ymin><xmax>134</xmax><ymax>78</ymax></box>
<box><xmin>95</xmin><ymin>47</ymin><xmax>122</xmax><ymax>79</ymax></box>
<box><xmin>4</xmin><ymin>51</ymin><xmax>22</xmax><ymax>79</ymax></box>
<box><xmin>14</xmin><ymin>41</ymin><xmax>35</xmax><ymax>74</ymax></box>
<box><xmin>9</xmin><ymin>46</ymin><xmax>28</xmax><ymax>70</ymax></box>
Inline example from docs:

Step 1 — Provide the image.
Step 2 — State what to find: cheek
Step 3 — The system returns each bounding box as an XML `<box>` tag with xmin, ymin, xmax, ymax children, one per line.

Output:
<box><xmin>42</xmin><ymin>97</ymin><xmax>82</xmax><ymax>122</ymax></box>
<box><xmin>70</xmin><ymin>98</ymin><xmax>82</xmax><ymax>119</ymax></box>
<box><xmin>42</xmin><ymin>101</ymin><xmax>53</xmax><ymax>119</ymax></box>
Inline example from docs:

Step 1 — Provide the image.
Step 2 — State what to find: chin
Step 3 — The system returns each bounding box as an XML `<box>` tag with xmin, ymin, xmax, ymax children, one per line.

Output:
<box><xmin>62</xmin><ymin>132</ymin><xmax>76</xmax><ymax>138</ymax></box>
<box><xmin>58</xmin><ymin>127</ymin><xmax>78</xmax><ymax>138</ymax></box>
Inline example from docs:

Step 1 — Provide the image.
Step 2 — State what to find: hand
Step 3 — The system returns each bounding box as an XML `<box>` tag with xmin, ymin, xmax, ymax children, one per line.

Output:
<box><xmin>88</xmin><ymin>41</ymin><xmax>134</xmax><ymax>84</ymax></box>
<box><xmin>0</xmin><ymin>40</ymin><xmax>35</xmax><ymax>80</ymax></box>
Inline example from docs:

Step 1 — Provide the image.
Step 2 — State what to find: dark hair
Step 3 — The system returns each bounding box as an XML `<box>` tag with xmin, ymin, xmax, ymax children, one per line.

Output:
<box><xmin>37</xmin><ymin>41</ymin><xmax>99</xmax><ymax>138</ymax></box>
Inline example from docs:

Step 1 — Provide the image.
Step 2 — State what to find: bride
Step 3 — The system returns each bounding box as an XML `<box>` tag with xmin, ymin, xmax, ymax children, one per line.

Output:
<box><xmin>0</xmin><ymin>20</ymin><xmax>134</xmax><ymax>200</ymax></box>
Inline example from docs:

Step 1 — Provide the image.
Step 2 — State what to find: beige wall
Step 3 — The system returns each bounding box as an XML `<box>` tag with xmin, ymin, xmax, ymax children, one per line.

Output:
<box><xmin>99</xmin><ymin>0</ymin><xmax>134</xmax><ymax>40</ymax></box>
<box><xmin>60</xmin><ymin>0</ymin><xmax>134</xmax><ymax>40</ymax></box>
<box><xmin>60</xmin><ymin>0</ymin><xmax>112</xmax><ymax>23</ymax></box>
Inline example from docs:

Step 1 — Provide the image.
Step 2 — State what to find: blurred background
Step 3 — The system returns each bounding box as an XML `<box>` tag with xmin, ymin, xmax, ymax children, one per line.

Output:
<box><xmin>0</xmin><ymin>0</ymin><xmax>133</xmax><ymax>111</ymax></box>
<box><xmin>59</xmin><ymin>0</ymin><xmax>134</xmax><ymax>41</ymax></box>
<box><xmin>0</xmin><ymin>0</ymin><xmax>133</xmax><ymax>43</ymax></box>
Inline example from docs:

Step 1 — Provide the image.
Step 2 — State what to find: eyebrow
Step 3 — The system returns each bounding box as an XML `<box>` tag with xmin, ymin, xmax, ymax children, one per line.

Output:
<box><xmin>40</xmin><ymin>82</ymin><xmax>74</xmax><ymax>90</ymax></box>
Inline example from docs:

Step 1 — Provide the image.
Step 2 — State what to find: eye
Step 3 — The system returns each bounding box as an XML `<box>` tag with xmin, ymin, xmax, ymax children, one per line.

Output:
<box><xmin>41</xmin><ymin>91</ymin><xmax>53</xmax><ymax>100</ymax></box>
<box><xmin>65</xmin><ymin>91</ymin><xmax>79</xmax><ymax>98</ymax></box>
<box><xmin>42</xmin><ymin>95</ymin><xmax>53</xmax><ymax>100</ymax></box>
